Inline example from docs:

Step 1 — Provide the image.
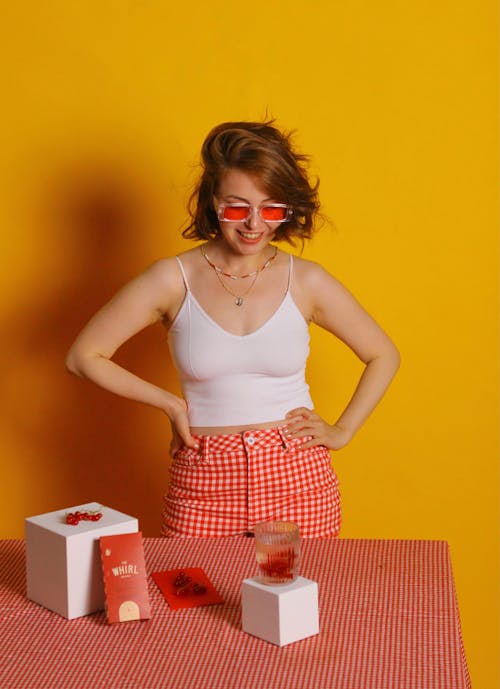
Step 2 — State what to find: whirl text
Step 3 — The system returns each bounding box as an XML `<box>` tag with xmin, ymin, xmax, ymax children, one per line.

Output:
<box><xmin>112</xmin><ymin>562</ymin><xmax>139</xmax><ymax>576</ymax></box>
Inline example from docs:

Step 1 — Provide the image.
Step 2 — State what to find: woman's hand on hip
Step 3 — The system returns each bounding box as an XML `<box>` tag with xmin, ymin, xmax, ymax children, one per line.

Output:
<box><xmin>285</xmin><ymin>407</ymin><xmax>353</xmax><ymax>451</ymax></box>
<box><xmin>166</xmin><ymin>397</ymin><xmax>199</xmax><ymax>457</ymax></box>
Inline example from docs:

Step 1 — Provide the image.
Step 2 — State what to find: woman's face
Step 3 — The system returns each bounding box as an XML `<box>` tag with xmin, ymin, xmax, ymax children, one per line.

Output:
<box><xmin>213</xmin><ymin>169</ymin><xmax>284</xmax><ymax>255</ymax></box>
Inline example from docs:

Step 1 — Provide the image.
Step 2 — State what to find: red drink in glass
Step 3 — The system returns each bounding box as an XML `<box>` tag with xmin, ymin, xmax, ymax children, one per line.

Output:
<box><xmin>254</xmin><ymin>522</ymin><xmax>300</xmax><ymax>585</ymax></box>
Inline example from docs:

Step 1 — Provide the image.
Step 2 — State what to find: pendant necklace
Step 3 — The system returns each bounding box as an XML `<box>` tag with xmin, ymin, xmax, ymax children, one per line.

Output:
<box><xmin>200</xmin><ymin>245</ymin><xmax>277</xmax><ymax>307</ymax></box>
<box><xmin>214</xmin><ymin>270</ymin><xmax>258</xmax><ymax>306</ymax></box>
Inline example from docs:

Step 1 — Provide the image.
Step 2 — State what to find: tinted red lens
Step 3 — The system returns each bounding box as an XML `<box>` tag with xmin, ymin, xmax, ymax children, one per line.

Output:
<box><xmin>222</xmin><ymin>205</ymin><xmax>249</xmax><ymax>220</ymax></box>
<box><xmin>261</xmin><ymin>206</ymin><xmax>288</xmax><ymax>221</ymax></box>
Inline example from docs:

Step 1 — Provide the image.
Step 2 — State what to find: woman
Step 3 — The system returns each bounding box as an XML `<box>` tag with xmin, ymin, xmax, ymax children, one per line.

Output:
<box><xmin>66</xmin><ymin>120</ymin><xmax>400</xmax><ymax>538</ymax></box>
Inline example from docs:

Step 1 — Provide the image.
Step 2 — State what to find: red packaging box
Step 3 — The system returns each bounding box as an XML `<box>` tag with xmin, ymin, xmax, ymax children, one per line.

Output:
<box><xmin>99</xmin><ymin>532</ymin><xmax>151</xmax><ymax>624</ymax></box>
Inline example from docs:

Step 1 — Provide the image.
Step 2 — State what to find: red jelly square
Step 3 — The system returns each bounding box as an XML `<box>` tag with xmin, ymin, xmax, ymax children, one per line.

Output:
<box><xmin>151</xmin><ymin>567</ymin><xmax>223</xmax><ymax>610</ymax></box>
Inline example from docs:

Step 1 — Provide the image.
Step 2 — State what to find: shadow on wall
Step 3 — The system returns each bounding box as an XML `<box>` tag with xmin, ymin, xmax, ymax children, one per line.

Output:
<box><xmin>3</xmin><ymin>153</ymin><xmax>180</xmax><ymax>535</ymax></box>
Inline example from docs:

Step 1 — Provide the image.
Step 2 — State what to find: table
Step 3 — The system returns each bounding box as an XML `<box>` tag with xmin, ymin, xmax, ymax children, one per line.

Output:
<box><xmin>0</xmin><ymin>538</ymin><xmax>470</xmax><ymax>689</ymax></box>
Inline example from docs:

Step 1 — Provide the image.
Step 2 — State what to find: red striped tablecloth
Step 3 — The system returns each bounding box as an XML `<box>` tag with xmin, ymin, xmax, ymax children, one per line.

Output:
<box><xmin>0</xmin><ymin>538</ymin><xmax>470</xmax><ymax>689</ymax></box>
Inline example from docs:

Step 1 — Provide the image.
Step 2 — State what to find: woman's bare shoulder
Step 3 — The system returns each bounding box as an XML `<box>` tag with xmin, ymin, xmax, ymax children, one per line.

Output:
<box><xmin>141</xmin><ymin>248</ymin><xmax>202</xmax><ymax>308</ymax></box>
<box><xmin>144</xmin><ymin>245</ymin><xmax>202</xmax><ymax>280</ymax></box>
<box><xmin>118</xmin><ymin>255</ymin><xmax>188</xmax><ymax>314</ymax></box>
<box><xmin>139</xmin><ymin>256</ymin><xmax>183</xmax><ymax>288</ymax></box>
<box><xmin>291</xmin><ymin>254</ymin><xmax>339</xmax><ymax>287</ymax></box>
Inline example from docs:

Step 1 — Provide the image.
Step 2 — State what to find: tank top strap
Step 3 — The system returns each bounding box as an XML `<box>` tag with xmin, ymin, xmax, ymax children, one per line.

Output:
<box><xmin>175</xmin><ymin>256</ymin><xmax>191</xmax><ymax>291</ymax></box>
<box><xmin>287</xmin><ymin>254</ymin><xmax>294</xmax><ymax>291</ymax></box>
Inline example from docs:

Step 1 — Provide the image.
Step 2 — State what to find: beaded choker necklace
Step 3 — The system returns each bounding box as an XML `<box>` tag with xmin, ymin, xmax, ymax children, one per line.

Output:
<box><xmin>200</xmin><ymin>245</ymin><xmax>277</xmax><ymax>280</ymax></box>
<box><xmin>200</xmin><ymin>245</ymin><xmax>278</xmax><ymax>306</ymax></box>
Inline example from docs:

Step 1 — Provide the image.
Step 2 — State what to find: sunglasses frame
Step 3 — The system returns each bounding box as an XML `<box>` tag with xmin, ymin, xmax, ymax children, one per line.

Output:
<box><xmin>217</xmin><ymin>202</ymin><xmax>293</xmax><ymax>224</ymax></box>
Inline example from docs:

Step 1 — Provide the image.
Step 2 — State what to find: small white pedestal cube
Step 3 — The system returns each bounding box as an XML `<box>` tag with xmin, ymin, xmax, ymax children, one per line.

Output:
<box><xmin>25</xmin><ymin>502</ymin><xmax>138</xmax><ymax>619</ymax></box>
<box><xmin>241</xmin><ymin>576</ymin><xmax>319</xmax><ymax>646</ymax></box>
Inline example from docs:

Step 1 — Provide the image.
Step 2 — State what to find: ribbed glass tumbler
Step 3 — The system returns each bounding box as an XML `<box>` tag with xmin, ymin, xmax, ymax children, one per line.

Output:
<box><xmin>253</xmin><ymin>521</ymin><xmax>300</xmax><ymax>585</ymax></box>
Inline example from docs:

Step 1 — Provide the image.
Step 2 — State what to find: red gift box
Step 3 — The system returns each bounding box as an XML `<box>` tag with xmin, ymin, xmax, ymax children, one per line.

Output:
<box><xmin>100</xmin><ymin>532</ymin><xmax>151</xmax><ymax>623</ymax></box>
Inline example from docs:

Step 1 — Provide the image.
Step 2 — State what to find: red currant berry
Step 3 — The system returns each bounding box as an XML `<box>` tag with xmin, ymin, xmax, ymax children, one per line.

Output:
<box><xmin>174</xmin><ymin>571</ymin><xmax>191</xmax><ymax>588</ymax></box>
<box><xmin>192</xmin><ymin>583</ymin><xmax>206</xmax><ymax>595</ymax></box>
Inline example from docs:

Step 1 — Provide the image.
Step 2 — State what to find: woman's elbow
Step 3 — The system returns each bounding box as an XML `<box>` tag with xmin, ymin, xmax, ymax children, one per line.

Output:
<box><xmin>372</xmin><ymin>338</ymin><xmax>400</xmax><ymax>374</ymax></box>
<box><xmin>387</xmin><ymin>341</ymin><xmax>401</xmax><ymax>373</ymax></box>
<box><xmin>65</xmin><ymin>347</ymin><xmax>88</xmax><ymax>377</ymax></box>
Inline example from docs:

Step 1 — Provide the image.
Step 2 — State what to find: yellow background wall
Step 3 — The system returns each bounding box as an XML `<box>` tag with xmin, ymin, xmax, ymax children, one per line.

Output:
<box><xmin>1</xmin><ymin>2</ymin><xmax>498</xmax><ymax>686</ymax></box>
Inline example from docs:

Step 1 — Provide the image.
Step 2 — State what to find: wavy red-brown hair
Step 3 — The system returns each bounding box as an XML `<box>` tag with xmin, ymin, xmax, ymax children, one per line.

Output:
<box><xmin>182</xmin><ymin>120</ymin><xmax>321</xmax><ymax>243</ymax></box>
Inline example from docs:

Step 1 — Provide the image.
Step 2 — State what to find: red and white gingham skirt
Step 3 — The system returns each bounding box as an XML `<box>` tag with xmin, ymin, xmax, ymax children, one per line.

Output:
<box><xmin>161</xmin><ymin>426</ymin><xmax>341</xmax><ymax>538</ymax></box>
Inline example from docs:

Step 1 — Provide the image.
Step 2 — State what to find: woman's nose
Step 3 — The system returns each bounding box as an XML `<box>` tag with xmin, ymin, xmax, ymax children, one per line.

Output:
<box><xmin>245</xmin><ymin>207</ymin><xmax>263</xmax><ymax>230</ymax></box>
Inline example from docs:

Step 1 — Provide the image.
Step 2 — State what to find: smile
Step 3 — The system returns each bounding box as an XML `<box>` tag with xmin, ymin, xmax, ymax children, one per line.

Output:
<box><xmin>237</xmin><ymin>231</ymin><xmax>262</xmax><ymax>240</ymax></box>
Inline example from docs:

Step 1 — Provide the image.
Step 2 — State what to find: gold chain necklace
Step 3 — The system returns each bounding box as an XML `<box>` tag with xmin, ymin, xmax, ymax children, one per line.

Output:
<box><xmin>214</xmin><ymin>269</ymin><xmax>259</xmax><ymax>306</ymax></box>
<box><xmin>201</xmin><ymin>245</ymin><xmax>277</xmax><ymax>306</ymax></box>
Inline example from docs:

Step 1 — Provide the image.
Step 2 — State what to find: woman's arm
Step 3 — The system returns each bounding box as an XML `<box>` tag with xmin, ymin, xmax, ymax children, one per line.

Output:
<box><xmin>65</xmin><ymin>258</ymin><xmax>198</xmax><ymax>453</ymax></box>
<box><xmin>286</xmin><ymin>261</ymin><xmax>400</xmax><ymax>450</ymax></box>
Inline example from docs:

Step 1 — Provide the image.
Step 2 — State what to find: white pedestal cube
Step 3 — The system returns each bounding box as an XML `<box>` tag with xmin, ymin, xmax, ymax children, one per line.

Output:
<box><xmin>241</xmin><ymin>576</ymin><xmax>319</xmax><ymax>646</ymax></box>
<box><xmin>25</xmin><ymin>502</ymin><xmax>138</xmax><ymax>619</ymax></box>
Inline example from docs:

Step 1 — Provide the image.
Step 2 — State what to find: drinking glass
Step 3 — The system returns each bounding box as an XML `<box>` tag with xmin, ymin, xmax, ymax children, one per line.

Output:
<box><xmin>254</xmin><ymin>521</ymin><xmax>300</xmax><ymax>585</ymax></box>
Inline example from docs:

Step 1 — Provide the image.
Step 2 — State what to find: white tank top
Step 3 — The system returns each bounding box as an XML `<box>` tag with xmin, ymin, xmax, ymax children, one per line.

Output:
<box><xmin>168</xmin><ymin>254</ymin><xmax>314</xmax><ymax>426</ymax></box>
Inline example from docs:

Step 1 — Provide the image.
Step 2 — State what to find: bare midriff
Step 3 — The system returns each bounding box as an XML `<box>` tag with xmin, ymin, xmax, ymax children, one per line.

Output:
<box><xmin>190</xmin><ymin>418</ymin><xmax>287</xmax><ymax>436</ymax></box>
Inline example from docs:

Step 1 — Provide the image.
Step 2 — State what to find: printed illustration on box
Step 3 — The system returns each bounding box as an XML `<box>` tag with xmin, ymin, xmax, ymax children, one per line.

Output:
<box><xmin>100</xmin><ymin>532</ymin><xmax>151</xmax><ymax>623</ymax></box>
